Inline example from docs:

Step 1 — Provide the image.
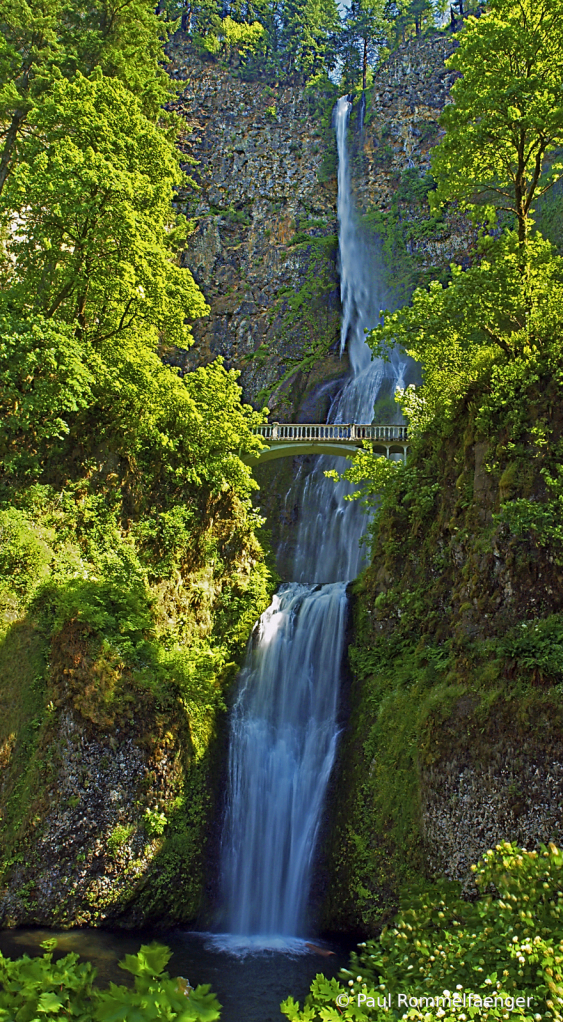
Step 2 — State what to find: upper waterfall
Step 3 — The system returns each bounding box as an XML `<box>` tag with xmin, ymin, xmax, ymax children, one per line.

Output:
<box><xmin>336</xmin><ymin>96</ymin><xmax>357</xmax><ymax>363</ymax></box>
<box><xmin>286</xmin><ymin>98</ymin><xmax>406</xmax><ymax>585</ymax></box>
<box><xmin>335</xmin><ymin>96</ymin><xmax>385</xmax><ymax>380</ymax></box>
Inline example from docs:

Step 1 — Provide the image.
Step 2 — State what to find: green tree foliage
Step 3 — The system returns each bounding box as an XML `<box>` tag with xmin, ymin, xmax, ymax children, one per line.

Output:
<box><xmin>0</xmin><ymin>0</ymin><xmax>267</xmax><ymax>548</ymax></box>
<box><xmin>0</xmin><ymin>0</ymin><xmax>255</xmax><ymax>540</ymax></box>
<box><xmin>282</xmin><ymin>843</ymin><xmax>563</xmax><ymax>1022</ymax></box>
<box><xmin>0</xmin><ymin>312</ymin><xmax>266</xmax><ymax>545</ymax></box>
<box><xmin>0</xmin><ymin>87</ymin><xmax>189</xmax><ymax>346</ymax></box>
<box><xmin>401</xmin><ymin>0</ymin><xmax>440</xmax><ymax>38</ymax></box>
<box><xmin>0</xmin><ymin>941</ymin><xmax>222</xmax><ymax>1020</ymax></box>
<box><xmin>0</xmin><ymin>0</ymin><xmax>175</xmax><ymax>197</ymax></box>
<box><xmin>359</xmin><ymin>0</ymin><xmax>563</xmax><ymax>439</ymax></box>
<box><xmin>205</xmin><ymin>15</ymin><xmax>265</xmax><ymax>62</ymax></box>
<box><xmin>166</xmin><ymin>0</ymin><xmax>341</xmax><ymax>81</ymax></box>
<box><xmin>92</xmin><ymin>345</ymin><xmax>266</xmax><ymax>530</ymax></box>
<box><xmin>0</xmin><ymin>0</ymin><xmax>273</xmax><ymax>924</ymax></box>
<box><xmin>160</xmin><ymin>0</ymin><xmax>221</xmax><ymax>36</ymax></box>
<box><xmin>338</xmin><ymin>0</ymin><xmax>446</xmax><ymax>91</ymax></box>
<box><xmin>431</xmin><ymin>0</ymin><xmax>563</xmax><ymax>243</ymax></box>
<box><xmin>0</xmin><ymin>70</ymin><xmax>206</xmax><ymax>345</ymax></box>
<box><xmin>280</xmin><ymin>0</ymin><xmax>341</xmax><ymax>79</ymax></box>
<box><xmin>0</xmin><ymin>314</ymin><xmax>93</xmax><ymax>479</ymax></box>
<box><xmin>340</xmin><ymin>0</ymin><xmax>388</xmax><ymax>91</ymax></box>
<box><xmin>382</xmin><ymin>0</ymin><xmax>446</xmax><ymax>47</ymax></box>
<box><xmin>236</xmin><ymin>0</ymin><xmax>341</xmax><ymax>81</ymax></box>
<box><xmin>349</xmin><ymin>842</ymin><xmax>563</xmax><ymax>1004</ymax></box>
<box><xmin>166</xmin><ymin>0</ymin><xmax>447</xmax><ymax>85</ymax></box>
<box><xmin>369</xmin><ymin>233</ymin><xmax>563</xmax><ymax>429</ymax></box>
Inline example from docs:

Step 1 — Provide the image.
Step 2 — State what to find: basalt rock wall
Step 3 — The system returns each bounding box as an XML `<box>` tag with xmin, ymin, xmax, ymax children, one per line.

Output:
<box><xmin>166</xmin><ymin>32</ymin><xmax>475</xmax><ymax>419</ymax></box>
<box><xmin>166</xmin><ymin>33</ymin><xmax>478</xmax><ymax>579</ymax></box>
<box><xmin>349</xmin><ymin>33</ymin><xmax>477</xmax><ymax>305</ymax></box>
<box><xmin>166</xmin><ymin>38</ymin><xmax>345</xmax><ymax>419</ymax></box>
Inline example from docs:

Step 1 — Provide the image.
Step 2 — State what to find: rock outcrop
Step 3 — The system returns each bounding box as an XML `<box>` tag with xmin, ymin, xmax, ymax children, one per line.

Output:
<box><xmin>0</xmin><ymin>617</ymin><xmax>220</xmax><ymax>929</ymax></box>
<box><xmin>349</xmin><ymin>33</ymin><xmax>477</xmax><ymax>288</ymax></box>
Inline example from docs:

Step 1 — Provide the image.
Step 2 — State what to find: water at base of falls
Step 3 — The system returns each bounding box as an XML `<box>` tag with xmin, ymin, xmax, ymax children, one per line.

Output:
<box><xmin>215</xmin><ymin>95</ymin><xmax>405</xmax><ymax>954</ymax></box>
<box><xmin>0</xmin><ymin>928</ymin><xmax>350</xmax><ymax>1022</ymax></box>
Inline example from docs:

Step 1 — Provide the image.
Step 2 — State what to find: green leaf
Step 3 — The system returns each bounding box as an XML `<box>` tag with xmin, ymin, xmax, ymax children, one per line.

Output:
<box><xmin>37</xmin><ymin>991</ymin><xmax>64</xmax><ymax>1013</ymax></box>
<box><xmin>118</xmin><ymin>943</ymin><xmax>172</xmax><ymax>979</ymax></box>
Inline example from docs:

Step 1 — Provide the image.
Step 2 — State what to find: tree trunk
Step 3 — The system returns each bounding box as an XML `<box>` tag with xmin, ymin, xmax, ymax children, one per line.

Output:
<box><xmin>362</xmin><ymin>36</ymin><xmax>368</xmax><ymax>91</ymax></box>
<box><xmin>0</xmin><ymin>108</ymin><xmax>27</xmax><ymax>198</ymax></box>
<box><xmin>514</xmin><ymin>136</ymin><xmax>528</xmax><ymax>248</ymax></box>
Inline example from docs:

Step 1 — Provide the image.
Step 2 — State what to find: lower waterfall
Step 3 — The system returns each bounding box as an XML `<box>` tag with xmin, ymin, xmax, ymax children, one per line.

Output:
<box><xmin>219</xmin><ymin>583</ymin><xmax>347</xmax><ymax>945</ymax></box>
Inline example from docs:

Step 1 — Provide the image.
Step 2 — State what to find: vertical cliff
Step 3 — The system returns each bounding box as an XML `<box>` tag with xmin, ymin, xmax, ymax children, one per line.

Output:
<box><xmin>166</xmin><ymin>38</ymin><xmax>345</xmax><ymax>417</ymax></box>
<box><xmin>165</xmin><ymin>32</ymin><xmax>476</xmax><ymax>420</ymax></box>
<box><xmin>348</xmin><ymin>34</ymin><xmax>477</xmax><ymax>305</ymax></box>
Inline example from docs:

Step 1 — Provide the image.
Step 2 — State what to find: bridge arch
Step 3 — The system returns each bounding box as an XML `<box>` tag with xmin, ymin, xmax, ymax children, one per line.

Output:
<box><xmin>242</xmin><ymin>441</ymin><xmax>362</xmax><ymax>466</ymax></box>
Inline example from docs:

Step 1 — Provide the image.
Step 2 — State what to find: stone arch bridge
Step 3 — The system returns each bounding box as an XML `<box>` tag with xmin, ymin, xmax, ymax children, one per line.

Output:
<box><xmin>242</xmin><ymin>423</ymin><xmax>409</xmax><ymax>466</ymax></box>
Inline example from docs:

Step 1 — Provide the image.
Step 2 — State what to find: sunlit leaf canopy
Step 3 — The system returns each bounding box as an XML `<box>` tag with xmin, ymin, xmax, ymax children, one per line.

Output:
<box><xmin>432</xmin><ymin>0</ymin><xmax>563</xmax><ymax>242</ymax></box>
<box><xmin>0</xmin><ymin>0</ymin><xmax>268</xmax><ymax>577</ymax></box>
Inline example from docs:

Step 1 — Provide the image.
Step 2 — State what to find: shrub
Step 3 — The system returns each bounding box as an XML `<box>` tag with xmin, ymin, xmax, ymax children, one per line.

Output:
<box><xmin>0</xmin><ymin>941</ymin><xmax>221</xmax><ymax>1021</ymax></box>
<box><xmin>282</xmin><ymin>844</ymin><xmax>563</xmax><ymax>1022</ymax></box>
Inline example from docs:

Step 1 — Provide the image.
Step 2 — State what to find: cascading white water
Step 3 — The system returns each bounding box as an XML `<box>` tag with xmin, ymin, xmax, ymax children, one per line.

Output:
<box><xmin>219</xmin><ymin>583</ymin><xmax>347</xmax><ymax>948</ymax></box>
<box><xmin>290</xmin><ymin>97</ymin><xmax>407</xmax><ymax>584</ymax></box>
<box><xmin>216</xmin><ymin>97</ymin><xmax>404</xmax><ymax>952</ymax></box>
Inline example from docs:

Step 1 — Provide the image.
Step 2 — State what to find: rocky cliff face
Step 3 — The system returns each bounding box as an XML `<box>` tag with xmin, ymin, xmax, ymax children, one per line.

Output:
<box><xmin>348</xmin><ymin>33</ymin><xmax>477</xmax><ymax>306</ymax></box>
<box><xmin>354</xmin><ymin>35</ymin><xmax>457</xmax><ymax>201</ymax></box>
<box><xmin>1</xmin><ymin>692</ymin><xmax>186</xmax><ymax>928</ymax></box>
<box><xmin>166</xmin><ymin>38</ymin><xmax>345</xmax><ymax>418</ymax></box>
<box><xmin>166</xmin><ymin>32</ymin><xmax>475</xmax><ymax>418</ymax></box>
<box><xmin>421</xmin><ymin>717</ymin><xmax>563</xmax><ymax>885</ymax></box>
<box><xmin>0</xmin><ymin>614</ymin><xmax>225</xmax><ymax>929</ymax></box>
<box><xmin>165</xmin><ymin>33</ymin><xmax>479</xmax><ymax>580</ymax></box>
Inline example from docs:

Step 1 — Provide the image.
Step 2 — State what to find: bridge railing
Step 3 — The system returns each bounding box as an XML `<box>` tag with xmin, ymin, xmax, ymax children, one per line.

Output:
<box><xmin>254</xmin><ymin>423</ymin><xmax>408</xmax><ymax>442</ymax></box>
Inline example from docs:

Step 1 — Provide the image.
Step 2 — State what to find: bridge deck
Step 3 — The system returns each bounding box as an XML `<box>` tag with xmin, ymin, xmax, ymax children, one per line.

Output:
<box><xmin>254</xmin><ymin>422</ymin><xmax>408</xmax><ymax>443</ymax></box>
<box><xmin>243</xmin><ymin>422</ymin><xmax>409</xmax><ymax>466</ymax></box>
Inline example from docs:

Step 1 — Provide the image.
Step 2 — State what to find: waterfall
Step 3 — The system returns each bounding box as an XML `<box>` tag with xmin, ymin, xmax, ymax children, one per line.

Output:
<box><xmin>290</xmin><ymin>97</ymin><xmax>407</xmax><ymax>584</ymax></box>
<box><xmin>219</xmin><ymin>583</ymin><xmax>347</xmax><ymax>947</ymax></box>
<box><xmin>215</xmin><ymin>97</ymin><xmax>404</xmax><ymax>953</ymax></box>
